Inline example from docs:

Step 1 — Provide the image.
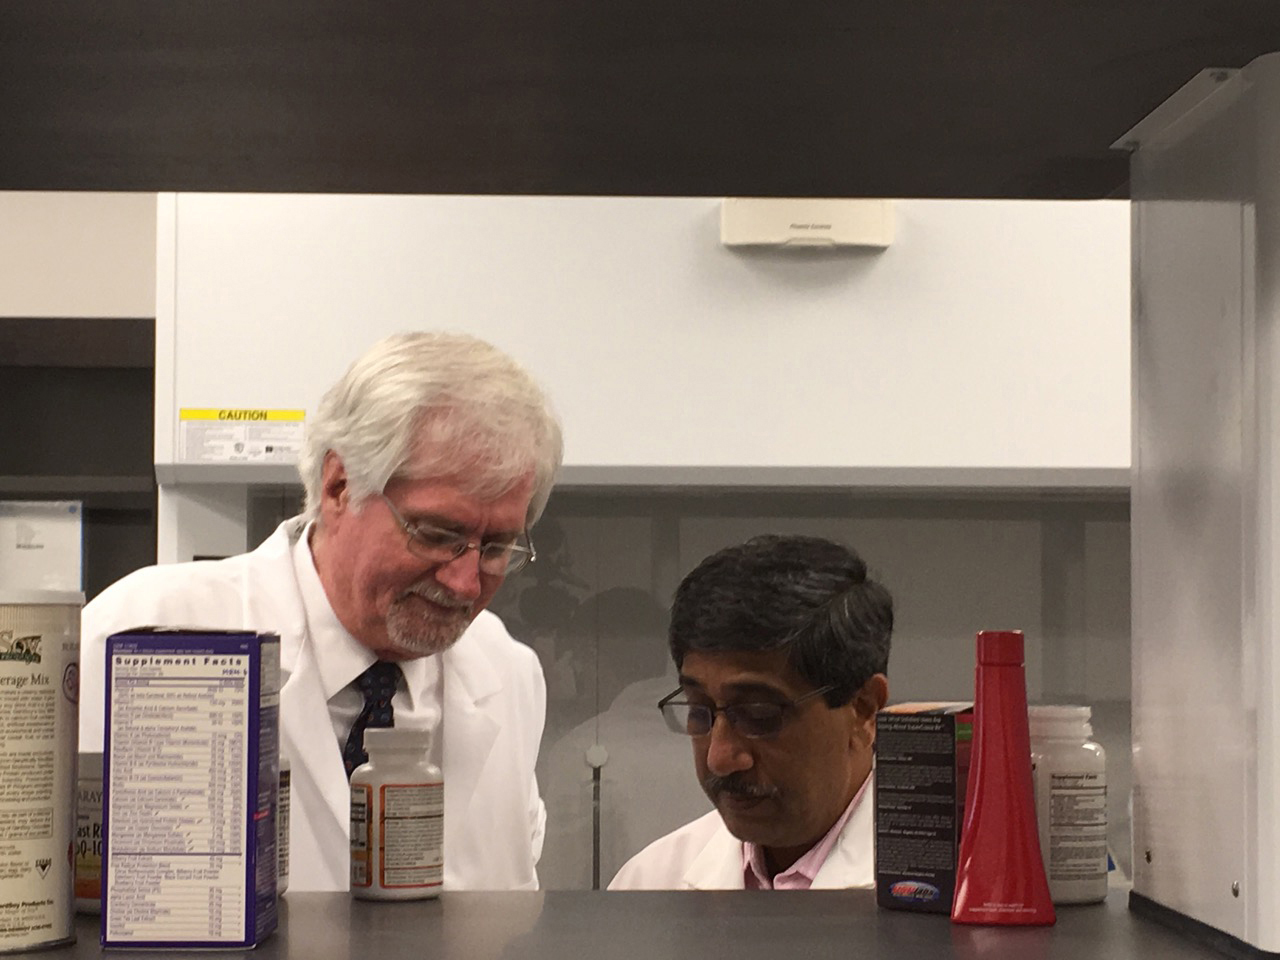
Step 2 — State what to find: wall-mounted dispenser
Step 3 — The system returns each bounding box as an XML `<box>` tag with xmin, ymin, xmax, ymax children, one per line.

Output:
<box><xmin>720</xmin><ymin>198</ymin><xmax>894</xmax><ymax>247</ymax></box>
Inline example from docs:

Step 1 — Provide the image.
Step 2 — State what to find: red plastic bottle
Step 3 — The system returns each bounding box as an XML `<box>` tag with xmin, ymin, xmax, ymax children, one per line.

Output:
<box><xmin>951</xmin><ymin>630</ymin><xmax>1055</xmax><ymax>925</ymax></box>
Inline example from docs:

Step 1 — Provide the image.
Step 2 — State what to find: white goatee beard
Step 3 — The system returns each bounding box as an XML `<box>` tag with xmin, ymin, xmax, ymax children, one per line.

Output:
<box><xmin>384</xmin><ymin>584</ymin><xmax>475</xmax><ymax>657</ymax></box>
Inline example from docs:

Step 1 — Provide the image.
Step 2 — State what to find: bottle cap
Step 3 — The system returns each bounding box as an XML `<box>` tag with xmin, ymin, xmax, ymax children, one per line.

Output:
<box><xmin>976</xmin><ymin>630</ymin><xmax>1024</xmax><ymax>665</ymax></box>
<box><xmin>1028</xmin><ymin>704</ymin><xmax>1093</xmax><ymax>738</ymax></box>
<box><xmin>363</xmin><ymin>727</ymin><xmax>432</xmax><ymax>752</ymax></box>
<box><xmin>1028</xmin><ymin>704</ymin><xmax>1091</xmax><ymax>722</ymax></box>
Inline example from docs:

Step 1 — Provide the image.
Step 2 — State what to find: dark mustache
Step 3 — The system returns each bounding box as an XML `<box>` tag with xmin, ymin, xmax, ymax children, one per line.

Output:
<box><xmin>702</xmin><ymin>774</ymin><xmax>779</xmax><ymax>801</ymax></box>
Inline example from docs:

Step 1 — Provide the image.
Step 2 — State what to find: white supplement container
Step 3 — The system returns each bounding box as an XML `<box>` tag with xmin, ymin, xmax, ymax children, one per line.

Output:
<box><xmin>1029</xmin><ymin>704</ymin><xmax>1108</xmax><ymax>904</ymax></box>
<box><xmin>75</xmin><ymin>752</ymin><xmax>103</xmax><ymax>913</ymax></box>
<box><xmin>0</xmin><ymin>590</ymin><xmax>82</xmax><ymax>952</ymax></box>
<box><xmin>349</xmin><ymin>728</ymin><xmax>443</xmax><ymax>900</ymax></box>
<box><xmin>277</xmin><ymin>755</ymin><xmax>290</xmax><ymax>896</ymax></box>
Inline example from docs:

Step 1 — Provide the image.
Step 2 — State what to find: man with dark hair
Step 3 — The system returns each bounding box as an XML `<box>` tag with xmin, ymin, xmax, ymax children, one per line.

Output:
<box><xmin>608</xmin><ymin>534</ymin><xmax>891</xmax><ymax>890</ymax></box>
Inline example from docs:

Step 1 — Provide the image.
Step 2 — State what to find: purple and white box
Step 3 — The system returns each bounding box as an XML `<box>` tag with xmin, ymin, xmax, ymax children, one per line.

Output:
<box><xmin>102</xmin><ymin>629</ymin><xmax>280</xmax><ymax>948</ymax></box>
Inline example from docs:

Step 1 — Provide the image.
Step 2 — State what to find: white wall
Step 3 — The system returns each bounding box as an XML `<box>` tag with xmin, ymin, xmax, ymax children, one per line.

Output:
<box><xmin>0</xmin><ymin>192</ymin><xmax>156</xmax><ymax>317</ymax></box>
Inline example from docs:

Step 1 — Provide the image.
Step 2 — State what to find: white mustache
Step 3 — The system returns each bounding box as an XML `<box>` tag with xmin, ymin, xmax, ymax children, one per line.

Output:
<box><xmin>401</xmin><ymin>583</ymin><xmax>472</xmax><ymax>613</ymax></box>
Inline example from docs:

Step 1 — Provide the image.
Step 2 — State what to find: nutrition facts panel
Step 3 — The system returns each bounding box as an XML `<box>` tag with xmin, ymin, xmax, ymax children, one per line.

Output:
<box><xmin>105</xmin><ymin>653</ymin><xmax>250</xmax><ymax>942</ymax></box>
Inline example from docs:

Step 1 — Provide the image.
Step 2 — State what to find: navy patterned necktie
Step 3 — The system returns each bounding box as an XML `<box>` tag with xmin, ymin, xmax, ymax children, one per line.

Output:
<box><xmin>342</xmin><ymin>661</ymin><xmax>401</xmax><ymax>778</ymax></box>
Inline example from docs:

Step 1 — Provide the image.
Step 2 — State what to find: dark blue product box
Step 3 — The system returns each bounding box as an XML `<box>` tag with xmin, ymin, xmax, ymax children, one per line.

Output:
<box><xmin>102</xmin><ymin>629</ymin><xmax>280</xmax><ymax>948</ymax></box>
<box><xmin>875</xmin><ymin>702</ymin><xmax>974</xmax><ymax>914</ymax></box>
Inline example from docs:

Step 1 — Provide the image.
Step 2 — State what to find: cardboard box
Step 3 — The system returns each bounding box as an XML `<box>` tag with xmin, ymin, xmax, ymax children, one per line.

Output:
<box><xmin>875</xmin><ymin>702</ymin><xmax>973</xmax><ymax>913</ymax></box>
<box><xmin>102</xmin><ymin>629</ymin><xmax>279</xmax><ymax>947</ymax></box>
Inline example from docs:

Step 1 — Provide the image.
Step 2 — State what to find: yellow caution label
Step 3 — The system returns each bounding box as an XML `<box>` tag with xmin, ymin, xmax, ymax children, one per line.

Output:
<box><xmin>180</xmin><ymin>408</ymin><xmax>306</xmax><ymax>422</ymax></box>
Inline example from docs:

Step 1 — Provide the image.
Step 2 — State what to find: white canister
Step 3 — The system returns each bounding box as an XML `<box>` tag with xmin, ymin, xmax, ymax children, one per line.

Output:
<box><xmin>1029</xmin><ymin>704</ymin><xmax>1108</xmax><ymax>904</ymax></box>
<box><xmin>0</xmin><ymin>590</ymin><xmax>83</xmax><ymax>951</ymax></box>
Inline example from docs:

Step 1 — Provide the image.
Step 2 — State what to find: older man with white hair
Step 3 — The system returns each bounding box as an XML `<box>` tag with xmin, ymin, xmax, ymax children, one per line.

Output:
<box><xmin>80</xmin><ymin>332</ymin><xmax>563</xmax><ymax>891</ymax></box>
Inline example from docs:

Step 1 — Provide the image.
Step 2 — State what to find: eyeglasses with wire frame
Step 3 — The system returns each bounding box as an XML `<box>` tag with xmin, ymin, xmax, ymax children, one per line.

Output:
<box><xmin>380</xmin><ymin>494</ymin><xmax>536</xmax><ymax>576</ymax></box>
<box><xmin>657</xmin><ymin>684</ymin><xmax>836</xmax><ymax>740</ymax></box>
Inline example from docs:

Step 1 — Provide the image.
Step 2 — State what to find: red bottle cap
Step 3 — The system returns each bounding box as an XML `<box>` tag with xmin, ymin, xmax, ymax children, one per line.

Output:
<box><xmin>976</xmin><ymin>630</ymin><xmax>1024</xmax><ymax>665</ymax></box>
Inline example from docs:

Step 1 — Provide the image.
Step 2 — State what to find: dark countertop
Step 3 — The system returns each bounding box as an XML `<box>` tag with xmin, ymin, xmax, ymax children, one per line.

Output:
<box><xmin>64</xmin><ymin>890</ymin><xmax>1219</xmax><ymax>960</ymax></box>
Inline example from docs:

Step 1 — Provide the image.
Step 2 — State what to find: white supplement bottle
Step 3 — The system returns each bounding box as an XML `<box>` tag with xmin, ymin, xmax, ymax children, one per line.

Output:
<box><xmin>349</xmin><ymin>728</ymin><xmax>443</xmax><ymax>900</ymax></box>
<box><xmin>1029</xmin><ymin>705</ymin><xmax>1108</xmax><ymax>904</ymax></box>
<box><xmin>277</xmin><ymin>755</ymin><xmax>290</xmax><ymax>896</ymax></box>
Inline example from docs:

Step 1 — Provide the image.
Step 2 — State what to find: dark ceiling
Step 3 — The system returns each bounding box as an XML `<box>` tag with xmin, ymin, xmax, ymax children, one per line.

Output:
<box><xmin>1</xmin><ymin>1</ymin><xmax>1278</xmax><ymax>199</ymax></box>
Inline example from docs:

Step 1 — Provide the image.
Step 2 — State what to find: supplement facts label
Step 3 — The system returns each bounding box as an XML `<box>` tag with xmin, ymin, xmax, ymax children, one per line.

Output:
<box><xmin>105</xmin><ymin>654</ymin><xmax>250</xmax><ymax>942</ymax></box>
<box><xmin>1048</xmin><ymin>773</ymin><xmax>1107</xmax><ymax>880</ymax></box>
<box><xmin>380</xmin><ymin>783</ymin><xmax>443</xmax><ymax>889</ymax></box>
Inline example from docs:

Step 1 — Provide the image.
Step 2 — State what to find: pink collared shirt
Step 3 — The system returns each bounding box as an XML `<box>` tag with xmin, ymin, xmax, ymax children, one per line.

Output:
<box><xmin>742</xmin><ymin>777</ymin><xmax>870</xmax><ymax>890</ymax></box>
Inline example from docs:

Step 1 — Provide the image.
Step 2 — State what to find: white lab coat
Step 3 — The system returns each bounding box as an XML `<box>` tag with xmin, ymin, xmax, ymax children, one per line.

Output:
<box><xmin>79</xmin><ymin>517</ymin><xmax>547</xmax><ymax>892</ymax></box>
<box><xmin>607</xmin><ymin>781</ymin><xmax>874</xmax><ymax>890</ymax></box>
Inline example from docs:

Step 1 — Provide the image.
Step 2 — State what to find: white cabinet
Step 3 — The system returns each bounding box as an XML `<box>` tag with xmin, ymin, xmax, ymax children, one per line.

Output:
<box><xmin>0</xmin><ymin>192</ymin><xmax>156</xmax><ymax>318</ymax></box>
<box><xmin>155</xmin><ymin>194</ymin><xmax>1130</xmax><ymax>490</ymax></box>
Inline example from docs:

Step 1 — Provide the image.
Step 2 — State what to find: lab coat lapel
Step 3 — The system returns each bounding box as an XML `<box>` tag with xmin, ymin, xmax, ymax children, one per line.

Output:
<box><xmin>441</xmin><ymin>635</ymin><xmax>502</xmax><ymax>818</ymax></box>
<box><xmin>681</xmin><ymin>821</ymin><xmax>746</xmax><ymax>890</ymax></box>
<box><xmin>245</xmin><ymin>519</ymin><xmax>350</xmax><ymax>890</ymax></box>
<box><xmin>279</xmin><ymin>639</ymin><xmax>351</xmax><ymax>889</ymax></box>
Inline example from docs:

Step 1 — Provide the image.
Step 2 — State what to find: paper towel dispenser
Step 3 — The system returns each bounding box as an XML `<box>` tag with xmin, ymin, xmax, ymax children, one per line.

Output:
<box><xmin>720</xmin><ymin>198</ymin><xmax>894</xmax><ymax>247</ymax></box>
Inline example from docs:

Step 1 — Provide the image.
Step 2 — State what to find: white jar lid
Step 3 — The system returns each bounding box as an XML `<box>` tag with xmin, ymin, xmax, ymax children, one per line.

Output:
<box><xmin>0</xmin><ymin>589</ymin><xmax>85</xmax><ymax>606</ymax></box>
<box><xmin>1029</xmin><ymin>704</ymin><xmax>1091</xmax><ymax>721</ymax></box>
<box><xmin>1028</xmin><ymin>704</ymin><xmax>1093</xmax><ymax>737</ymax></box>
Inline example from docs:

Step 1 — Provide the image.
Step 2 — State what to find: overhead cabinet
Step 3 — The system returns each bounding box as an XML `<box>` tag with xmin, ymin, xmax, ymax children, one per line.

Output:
<box><xmin>155</xmin><ymin>194</ymin><xmax>1130</xmax><ymax>491</ymax></box>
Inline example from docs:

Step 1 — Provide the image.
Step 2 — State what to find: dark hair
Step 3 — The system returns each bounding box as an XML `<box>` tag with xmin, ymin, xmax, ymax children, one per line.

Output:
<box><xmin>668</xmin><ymin>535</ymin><xmax>892</xmax><ymax>707</ymax></box>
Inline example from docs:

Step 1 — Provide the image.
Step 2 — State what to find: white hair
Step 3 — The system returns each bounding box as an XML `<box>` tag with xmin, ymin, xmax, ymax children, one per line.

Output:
<box><xmin>298</xmin><ymin>332</ymin><xmax>563</xmax><ymax>525</ymax></box>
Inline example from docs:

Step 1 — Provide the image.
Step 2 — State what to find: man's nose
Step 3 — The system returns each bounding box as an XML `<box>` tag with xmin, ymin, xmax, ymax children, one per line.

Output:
<box><xmin>432</xmin><ymin>548</ymin><xmax>484</xmax><ymax>601</ymax></box>
<box><xmin>704</xmin><ymin>714</ymin><xmax>754</xmax><ymax>777</ymax></box>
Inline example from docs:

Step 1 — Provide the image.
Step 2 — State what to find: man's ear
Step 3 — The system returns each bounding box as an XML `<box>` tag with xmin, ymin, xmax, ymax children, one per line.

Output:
<box><xmin>851</xmin><ymin>674</ymin><xmax>889</xmax><ymax>748</ymax></box>
<box><xmin>319</xmin><ymin>451</ymin><xmax>349</xmax><ymax>519</ymax></box>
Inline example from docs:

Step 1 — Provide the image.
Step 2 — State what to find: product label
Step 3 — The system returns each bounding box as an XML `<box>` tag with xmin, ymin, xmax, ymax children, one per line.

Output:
<box><xmin>252</xmin><ymin>645</ymin><xmax>279</xmax><ymax>940</ymax></box>
<box><xmin>379</xmin><ymin>783</ymin><xmax>444</xmax><ymax>889</ymax></box>
<box><xmin>74</xmin><ymin>775</ymin><xmax>103</xmax><ymax>908</ymax></box>
<box><xmin>0</xmin><ymin>603</ymin><xmax>79</xmax><ymax>949</ymax></box>
<box><xmin>105</xmin><ymin>653</ymin><xmax>251</xmax><ymax>941</ymax></box>
<box><xmin>277</xmin><ymin>768</ymin><xmax>290</xmax><ymax>889</ymax></box>
<box><xmin>961</xmin><ymin>900</ymin><xmax>1048</xmax><ymax>916</ymax></box>
<box><xmin>1046</xmin><ymin>772</ymin><xmax>1107</xmax><ymax>880</ymax></box>
<box><xmin>874</xmin><ymin>706</ymin><xmax>973</xmax><ymax>914</ymax></box>
<box><xmin>179</xmin><ymin>408</ymin><xmax>305</xmax><ymax>464</ymax></box>
<box><xmin>350</xmin><ymin>784</ymin><xmax>372</xmax><ymax>888</ymax></box>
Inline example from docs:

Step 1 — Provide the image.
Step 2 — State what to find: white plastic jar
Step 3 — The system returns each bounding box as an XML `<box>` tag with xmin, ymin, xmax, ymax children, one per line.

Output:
<box><xmin>349</xmin><ymin>728</ymin><xmax>443</xmax><ymax>900</ymax></box>
<box><xmin>1028</xmin><ymin>705</ymin><xmax>1108</xmax><ymax>904</ymax></box>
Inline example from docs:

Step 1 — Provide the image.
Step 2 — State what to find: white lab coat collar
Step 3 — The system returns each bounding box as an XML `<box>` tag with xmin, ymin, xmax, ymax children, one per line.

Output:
<box><xmin>680</xmin><ymin>826</ymin><xmax>748</xmax><ymax>889</ymax></box>
<box><xmin>678</xmin><ymin>774</ymin><xmax>876</xmax><ymax>890</ymax></box>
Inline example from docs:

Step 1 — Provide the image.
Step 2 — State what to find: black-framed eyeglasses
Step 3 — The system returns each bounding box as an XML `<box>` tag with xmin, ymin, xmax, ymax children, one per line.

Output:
<box><xmin>380</xmin><ymin>495</ymin><xmax>536</xmax><ymax>576</ymax></box>
<box><xmin>657</xmin><ymin>684</ymin><xmax>836</xmax><ymax>740</ymax></box>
